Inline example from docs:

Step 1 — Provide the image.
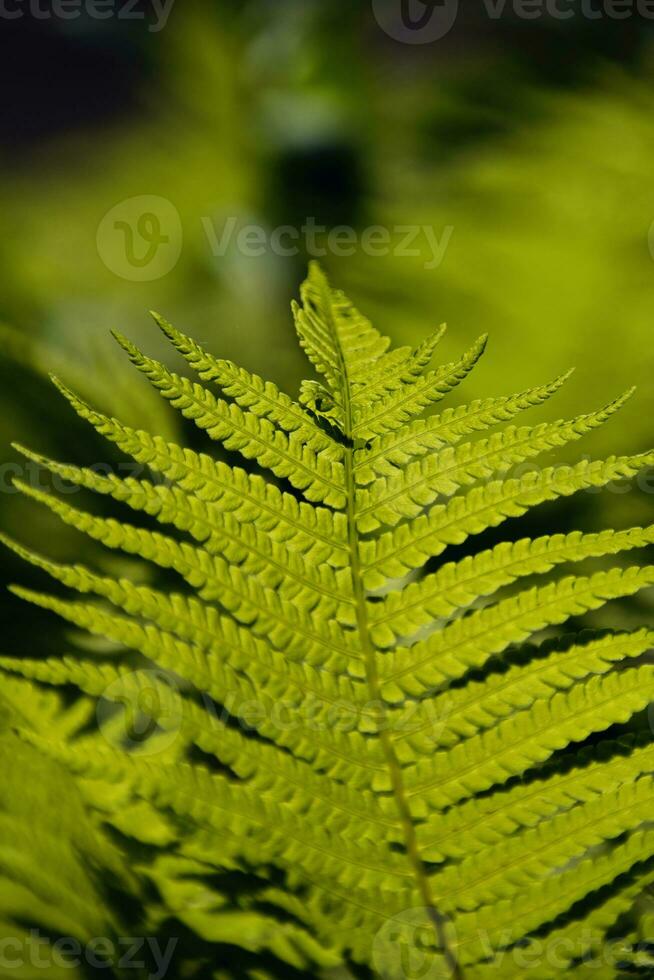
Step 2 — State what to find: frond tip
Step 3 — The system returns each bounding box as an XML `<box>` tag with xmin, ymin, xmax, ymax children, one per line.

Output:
<box><xmin>3</xmin><ymin>263</ymin><xmax>654</xmax><ymax>978</ymax></box>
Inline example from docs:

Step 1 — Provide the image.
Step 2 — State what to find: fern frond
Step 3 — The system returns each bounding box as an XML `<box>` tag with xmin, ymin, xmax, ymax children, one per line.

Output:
<box><xmin>146</xmin><ymin>314</ymin><xmax>342</xmax><ymax>459</ymax></box>
<box><xmin>362</xmin><ymin>451</ymin><xmax>654</xmax><ymax>587</ymax></box>
<box><xmin>15</xmin><ymin>434</ymin><xmax>349</xmax><ymax>568</ymax></box>
<box><xmin>0</xmin><ymin>657</ymin><xmax>399</xmax><ymax>847</ymax></box>
<box><xmin>371</xmin><ymin>525</ymin><xmax>654</xmax><ymax>646</ymax></box>
<box><xmin>379</xmin><ymin>565</ymin><xmax>654</xmax><ymax>700</ymax></box>
<box><xmin>292</xmin><ymin>261</ymin><xmax>392</xmax><ymax>401</ymax></box>
<box><xmin>353</xmin><ymin>333</ymin><xmax>488</xmax><ymax>440</ymax></box>
<box><xmin>18</xmin><ymin>733</ymin><xmax>415</xmax><ymax>910</ymax></box>
<box><xmin>404</xmin><ymin>666</ymin><xmax>654</xmax><ymax>809</ymax></box>
<box><xmin>14</xmin><ymin>477</ymin><xmax>356</xmax><ymax>624</ymax></box>
<box><xmin>5</xmin><ymin>588</ymin><xmax>387</xmax><ymax>800</ymax></box>
<box><xmin>417</xmin><ymin>735</ymin><xmax>654</xmax><ymax>860</ymax></box>
<box><xmin>3</xmin><ymin>266</ymin><xmax>653</xmax><ymax>977</ymax></box>
<box><xmin>5</xmin><ymin>541</ymin><xmax>361</xmax><ymax>678</ymax></box>
<box><xmin>470</xmin><ymin>862</ymin><xmax>654</xmax><ymax>977</ymax></box>
<box><xmin>390</xmin><ymin>628</ymin><xmax>654</xmax><ymax>756</ymax></box>
<box><xmin>0</xmin><ymin>697</ymin><xmax>134</xmax><ymax>976</ymax></box>
<box><xmin>350</xmin><ymin>323</ymin><xmax>447</xmax><ymax>406</ymax></box>
<box><xmin>353</xmin><ymin>368</ymin><xmax>574</xmax><ymax>484</ymax></box>
<box><xmin>435</xmin><ymin>776</ymin><xmax>654</xmax><ymax>913</ymax></box>
<box><xmin>455</xmin><ymin>830</ymin><xmax>654</xmax><ymax>967</ymax></box>
<box><xmin>72</xmin><ymin>338</ymin><xmax>348</xmax><ymax>508</ymax></box>
<box><xmin>356</xmin><ymin>389</ymin><xmax>634</xmax><ymax>532</ymax></box>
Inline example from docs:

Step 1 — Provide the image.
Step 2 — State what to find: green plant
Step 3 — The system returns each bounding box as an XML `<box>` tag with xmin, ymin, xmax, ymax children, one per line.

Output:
<box><xmin>0</xmin><ymin>682</ymin><xmax>133</xmax><ymax>980</ymax></box>
<box><xmin>2</xmin><ymin>264</ymin><xmax>654</xmax><ymax>977</ymax></box>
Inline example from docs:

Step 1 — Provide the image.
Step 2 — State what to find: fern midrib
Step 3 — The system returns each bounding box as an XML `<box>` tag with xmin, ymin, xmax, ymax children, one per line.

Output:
<box><xmin>31</xmin><ymin>493</ymin><xmax>362</xmax><ymax>665</ymax></box>
<box><xmin>10</xmin><ymin>555</ymin><xmax>382</xmax><ymax>739</ymax></box>
<box><xmin>331</xmin><ymin>303</ymin><xmax>462</xmax><ymax>976</ymax></box>
<box><xmin>117</xmin><ymin>754</ymin><xmax>412</xmax><ymax>884</ymax></box>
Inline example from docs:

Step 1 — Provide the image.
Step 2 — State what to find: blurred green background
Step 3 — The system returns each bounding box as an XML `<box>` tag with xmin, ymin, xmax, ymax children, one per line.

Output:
<box><xmin>2</xmin><ymin>0</ymin><xmax>654</xmax><ymax>635</ymax></box>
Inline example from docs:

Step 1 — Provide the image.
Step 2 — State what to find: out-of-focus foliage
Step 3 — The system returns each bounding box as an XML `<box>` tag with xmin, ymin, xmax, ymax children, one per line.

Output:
<box><xmin>0</xmin><ymin>681</ymin><xmax>132</xmax><ymax>979</ymax></box>
<box><xmin>338</xmin><ymin>70</ymin><xmax>654</xmax><ymax>455</ymax></box>
<box><xmin>0</xmin><ymin>4</ymin><xmax>294</xmax><ymax>393</ymax></box>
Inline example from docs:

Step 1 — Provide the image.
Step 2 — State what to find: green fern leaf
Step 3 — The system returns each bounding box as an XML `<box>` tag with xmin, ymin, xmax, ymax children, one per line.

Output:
<box><xmin>353</xmin><ymin>367</ymin><xmax>574</xmax><ymax>484</ymax></box>
<box><xmin>3</xmin><ymin>265</ymin><xmax>654</xmax><ymax>977</ymax></box>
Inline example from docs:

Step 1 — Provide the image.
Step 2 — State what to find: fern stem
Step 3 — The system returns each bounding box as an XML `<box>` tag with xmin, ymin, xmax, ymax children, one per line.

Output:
<box><xmin>330</xmin><ymin>294</ymin><xmax>463</xmax><ymax>977</ymax></box>
<box><xmin>345</xmin><ymin>448</ymin><xmax>462</xmax><ymax>978</ymax></box>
